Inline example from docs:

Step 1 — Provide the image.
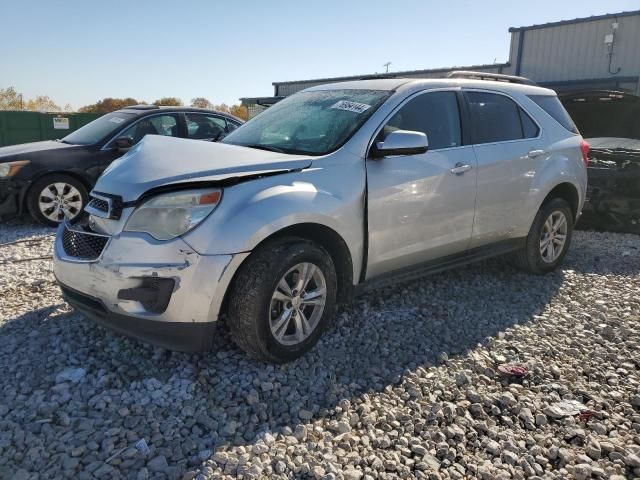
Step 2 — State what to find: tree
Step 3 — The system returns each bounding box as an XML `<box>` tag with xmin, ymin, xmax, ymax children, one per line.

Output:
<box><xmin>211</xmin><ymin>103</ymin><xmax>247</xmax><ymax>120</ymax></box>
<box><xmin>153</xmin><ymin>97</ymin><xmax>183</xmax><ymax>107</ymax></box>
<box><xmin>0</xmin><ymin>87</ymin><xmax>24</xmax><ymax>110</ymax></box>
<box><xmin>191</xmin><ymin>97</ymin><xmax>213</xmax><ymax>109</ymax></box>
<box><xmin>64</xmin><ymin>103</ymin><xmax>74</xmax><ymax>112</ymax></box>
<box><xmin>213</xmin><ymin>103</ymin><xmax>230</xmax><ymax>113</ymax></box>
<box><xmin>25</xmin><ymin>95</ymin><xmax>61</xmax><ymax>112</ymax></box>
<box><xmin>229</xmin><ymin>104</ymin><xmax>248</xmax><ymax>121</ymax></box>
<box><xmin>78</xmin><ymin>97</ymin><xmax>139</xmax><ymax>113</ymax></box>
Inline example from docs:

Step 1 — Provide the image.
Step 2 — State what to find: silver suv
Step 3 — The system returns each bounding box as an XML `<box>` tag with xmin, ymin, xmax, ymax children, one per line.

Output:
<box><xmin>53</xmin><ymin>74</ymin><xmax>588</xmax><ymax>362</ymax></box>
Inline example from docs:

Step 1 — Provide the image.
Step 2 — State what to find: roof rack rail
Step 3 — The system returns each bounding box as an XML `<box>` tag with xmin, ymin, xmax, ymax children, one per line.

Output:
<box><xmin>358</xmin><ymin>74</ymin><xmax>395</xmax><ymax>80</ymax></box>
<box><xmin>123</xmin><ymin>104</ymin><xmax>160</xmax><ymax>110</ymax></box>
<box><xmin>447</xmin><ymin>71</ymin><xmax>537</xmax><ymax>86</ymax></box>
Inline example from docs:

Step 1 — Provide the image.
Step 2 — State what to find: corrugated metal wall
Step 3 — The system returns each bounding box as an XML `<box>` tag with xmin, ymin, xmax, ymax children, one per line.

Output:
<box><xmin>512</xmin><ymin>14</ymin><xmax>640</xmax><ymax>92</ymax></box>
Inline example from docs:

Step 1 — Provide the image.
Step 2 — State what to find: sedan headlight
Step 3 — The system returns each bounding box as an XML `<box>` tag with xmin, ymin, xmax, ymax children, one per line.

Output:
<box><xmin>125</xmin><ymin>188</ymin><xmax>222</xmax><ymax>240</ymax></box>
<box><xmin>0</xmin><ymin>160</ymin><xmax>30</xmax><ymax>178</ymax></box>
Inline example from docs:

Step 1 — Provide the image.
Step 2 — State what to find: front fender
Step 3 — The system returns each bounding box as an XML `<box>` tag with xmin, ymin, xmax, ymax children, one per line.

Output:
<box><xmin>182</xmin><ymin>159</ymin><xmax>366</xmax><ymax>282</ymax></box>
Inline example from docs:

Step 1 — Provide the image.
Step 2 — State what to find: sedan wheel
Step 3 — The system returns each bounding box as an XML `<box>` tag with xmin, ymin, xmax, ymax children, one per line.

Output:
<box><xmin>27</xmin><ymin>174</ymin><xmax>88</xmax><ymax>227</ymax></box>
<box><xmin>38</xmin><ymin>182</ymin><xmax>84</xmax><ymax>223</ymax></box>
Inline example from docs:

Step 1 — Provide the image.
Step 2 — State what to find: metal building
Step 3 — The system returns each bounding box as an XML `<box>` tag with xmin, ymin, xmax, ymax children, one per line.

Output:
<box><xmin>241</xmin><ymin>10</ymin><xmax>640</xmax><ymax>117</ymax></box>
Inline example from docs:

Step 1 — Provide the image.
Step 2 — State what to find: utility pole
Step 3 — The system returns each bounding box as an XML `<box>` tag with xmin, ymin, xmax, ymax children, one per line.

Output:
<box><xmin>383</xmin><ymin>62</ymin><xmax>391</xmax><ymax>73</ymax></box>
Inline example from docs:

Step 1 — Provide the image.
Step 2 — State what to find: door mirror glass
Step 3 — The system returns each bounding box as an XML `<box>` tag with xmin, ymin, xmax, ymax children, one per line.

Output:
<box><xmin>114</xmin><ymin>136</ymin><xmax>134</xmax><ymax>151</ymax></box>
<box><xmin>371</xmin><ymin>130</ymin><xmax>429</xmax><ymax>158</ymax></box>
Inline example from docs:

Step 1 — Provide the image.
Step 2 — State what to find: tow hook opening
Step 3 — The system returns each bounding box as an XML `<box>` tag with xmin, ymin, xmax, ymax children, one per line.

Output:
<box><xmin>117</xmin><ymin>278</ymin><xmax>175</xmax><ymax>314</ymax></box>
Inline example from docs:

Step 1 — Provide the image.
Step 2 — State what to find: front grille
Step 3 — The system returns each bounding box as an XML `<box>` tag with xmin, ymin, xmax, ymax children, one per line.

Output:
<box><xmin>87</xmin><ymin>197</ymin><xmax>109</xmax><ymax>213</ymax></box>
<box><xmin>85</xmin><ymin>193</ymin><xmax>124</xmax><ymax>220</ymax></box>
<box><xmin>62</xmin><ymin>225</ymin><xmax>109</xmax><ymax>261</ymax></box>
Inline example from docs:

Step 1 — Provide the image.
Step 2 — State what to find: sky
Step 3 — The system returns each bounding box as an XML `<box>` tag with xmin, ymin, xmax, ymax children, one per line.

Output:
<box><xmin>2</xmin><ymin>0</ymin><xmax>639</xmax><ymax>110</ymax></box>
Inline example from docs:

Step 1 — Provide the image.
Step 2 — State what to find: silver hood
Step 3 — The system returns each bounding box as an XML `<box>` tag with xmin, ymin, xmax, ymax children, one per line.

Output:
<box><xmin>94</xmin><ymin>135</ymin><xmax>313</xmax><ymax>201</ymax></box>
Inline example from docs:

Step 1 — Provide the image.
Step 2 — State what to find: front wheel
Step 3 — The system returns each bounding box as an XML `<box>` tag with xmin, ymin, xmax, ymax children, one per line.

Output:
<box><xmin>512</xmin><ymin>197</ymin><xmax>574</xmax><ymax>274</ymax></box>
<box><xmin>227</xmin><ymin>238</ymin><xmax>337</xmax><ymax>363</ymax></box>
<box><xmin>26</xmin><ymin>174</ymin><xmax>88</xmax><ymax>227</ymax></box>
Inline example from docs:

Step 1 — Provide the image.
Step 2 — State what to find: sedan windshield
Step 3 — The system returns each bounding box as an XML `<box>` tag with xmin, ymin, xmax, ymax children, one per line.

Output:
<box><xmin>222</xmin><ymin>89</ymin><xmax>390</xmax><ymax>155</ymax></box>
<box><xmin>62</xmin><ymin>111</ymin><xmax>137</xmax><ymax>145</ymax></box>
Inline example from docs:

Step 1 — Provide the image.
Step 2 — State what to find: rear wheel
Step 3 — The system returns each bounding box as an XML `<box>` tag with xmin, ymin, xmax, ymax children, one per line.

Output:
<box><xmin>512</xmin><ymin>197</ymin><xmax>574</xmax><ymax>274</ymax></box>
<box><xmin>227</xmin><ymin>237</ymin><xmax>337</xmax><ymax>363</ymax></box>
<box><xmin>27</xmin><ymin>174</ymin><xmax>88</xmax><ymax>227</ymax></box>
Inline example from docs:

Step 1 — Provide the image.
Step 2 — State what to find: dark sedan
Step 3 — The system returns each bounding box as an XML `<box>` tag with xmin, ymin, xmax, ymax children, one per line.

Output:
<box><xmin>0</xmin><ymin>105</ymin><xmax>243</xmax><ymax>226</ymax></box>
<box><xmin>561</xmin><ymin>90</ymin><xmax>640</xmax><ymax>234</ymax></box>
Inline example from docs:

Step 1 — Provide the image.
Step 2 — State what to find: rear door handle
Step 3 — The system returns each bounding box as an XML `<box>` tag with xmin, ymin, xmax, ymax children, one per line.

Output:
<box><xmin>527</xmin><ymin>149</ymin><xmax>546</xmax><ymax>158</ymax></box>
<box><xmin>450</xmin><ymin>163</ymin><xmax>472</xmax><ymax>175</ymax></box>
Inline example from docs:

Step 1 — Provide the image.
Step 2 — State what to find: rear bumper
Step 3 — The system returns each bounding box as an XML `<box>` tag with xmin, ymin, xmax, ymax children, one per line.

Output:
<box><xmin>59</xmin><ymin>282</ymin><xmax>216</xmax><ymax>351</ymax></box>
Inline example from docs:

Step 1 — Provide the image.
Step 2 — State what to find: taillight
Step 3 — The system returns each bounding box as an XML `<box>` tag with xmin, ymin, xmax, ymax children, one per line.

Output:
<box><xmin>580</xmin><ymin>140</ymin><xmax>590</xmax><ymax>167</ymax></box>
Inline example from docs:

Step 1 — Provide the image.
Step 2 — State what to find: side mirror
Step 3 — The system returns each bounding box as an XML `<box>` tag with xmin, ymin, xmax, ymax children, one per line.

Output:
<box><xmin>114</xmin><ymin>136</ymin><xmax>134</xmax><ymax>152</ymax></box>
<box><xmin>371</xmin><ymin>130</ymin><xmax>429</xmax><ymax>158</ymax></box>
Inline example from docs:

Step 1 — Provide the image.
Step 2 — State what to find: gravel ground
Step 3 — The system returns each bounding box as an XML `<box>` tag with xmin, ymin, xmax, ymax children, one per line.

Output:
<box><xmin>1</xmin><ymin>219</ymin><xmax>639</xmax><ymax>480</ymax></box>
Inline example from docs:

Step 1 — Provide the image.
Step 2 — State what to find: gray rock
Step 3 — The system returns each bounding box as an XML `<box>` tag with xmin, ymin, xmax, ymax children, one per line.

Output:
<box><xmin>55</xmin><ymin>367</ymin><xmax>86</xmax><ymax>383</ymax></box>
<box><xmin>625</xmin><ymin>452</ymin><xmax>640</xmax><ymax>468</ymax></box>
<box><xmin>573</xmin><ymin>463</ymin><xmax>592</xmax><ymax>480</ymax></box>
<box><xmin>147</xmin><ymin>455</ymin><xmax>169</xmax><ymax>472</ymax></box>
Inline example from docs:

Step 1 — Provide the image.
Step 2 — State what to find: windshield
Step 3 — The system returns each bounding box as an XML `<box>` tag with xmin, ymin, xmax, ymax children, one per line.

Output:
<box><xmin>222</xmin><ymin>89</ymin><xmax>391</xmax><ymax>155</ymax></box>
<box><xmin>62</xmin><ymin>111</ymin><xmax>137</xmax><ymax>145</ymax></box>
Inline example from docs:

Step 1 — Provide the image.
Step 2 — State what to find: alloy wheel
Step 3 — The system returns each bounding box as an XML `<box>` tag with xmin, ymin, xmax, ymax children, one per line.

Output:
<box><xmin>269</xmin><ymin>262</ymin><xmax>327</xmax><ymax>346</ymax></box>
<box><xmin>539</xmin><ymin>210</ymin><xmax>568</xmax><ymax>263</ymax></box>
<box><xmin>38</xmin><ymin>182</ymin><xmax>83</xmax><ymax>223</ymax></box>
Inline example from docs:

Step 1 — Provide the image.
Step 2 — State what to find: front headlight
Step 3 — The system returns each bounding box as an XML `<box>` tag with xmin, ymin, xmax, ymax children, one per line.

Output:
<box><xmin>0</xmin><ymin>160</ymin><xmax>30</xmax><ymax>178</ymax></box>
<box><xmin>124</xmin><ymin>188</ymin><xmax>222</xmax><ymax>240</ymax></box>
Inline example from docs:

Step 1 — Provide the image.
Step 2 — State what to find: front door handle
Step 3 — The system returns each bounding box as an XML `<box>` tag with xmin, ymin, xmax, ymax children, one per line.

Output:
<box><xmin>450</xmin><ymin>163</ymin><xmax>472</xmax><ymax>175</ymax></box>
<box><xmin>527</xmin><ymin>149</ymin><xmax>546</xmax><ymax>158</ymax></box>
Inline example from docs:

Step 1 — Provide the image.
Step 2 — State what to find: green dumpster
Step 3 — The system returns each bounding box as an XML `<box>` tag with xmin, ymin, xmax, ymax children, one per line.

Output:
<box><xmin>0</xmin><ymin>111</ymin><xmax>103</xmax><ymax>147</ymax></box>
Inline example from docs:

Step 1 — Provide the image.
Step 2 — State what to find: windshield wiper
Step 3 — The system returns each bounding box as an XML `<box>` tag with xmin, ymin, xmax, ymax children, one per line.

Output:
<box><xmin>244</xmin><ymin>144</ymin><xmax>287</xmax><ymax>153</ymax></box>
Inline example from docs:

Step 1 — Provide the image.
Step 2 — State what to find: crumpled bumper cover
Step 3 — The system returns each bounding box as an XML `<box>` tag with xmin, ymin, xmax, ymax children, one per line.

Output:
<box><xmin>58</xmin><ymin>282</ymin><xmax>216</xmax><ymax>351</ymax></box>
<box><xmin>53</xmin><ymin>225</ymin><xmax>242</xmax><ymax>351</ymax></box>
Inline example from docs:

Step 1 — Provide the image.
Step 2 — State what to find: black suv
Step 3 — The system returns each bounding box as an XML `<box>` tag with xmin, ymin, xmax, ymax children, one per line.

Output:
<box><xmin>0</xmin><ymin>105</ymin><xmax>243</xmax><ymax>226</ymax></box>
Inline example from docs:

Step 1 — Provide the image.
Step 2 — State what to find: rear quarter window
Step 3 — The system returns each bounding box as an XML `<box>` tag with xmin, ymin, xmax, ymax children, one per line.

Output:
<box><xmin>528</xmin><ymin>95</ymin><xmax>579</xmax><ymax>134</ymax></box>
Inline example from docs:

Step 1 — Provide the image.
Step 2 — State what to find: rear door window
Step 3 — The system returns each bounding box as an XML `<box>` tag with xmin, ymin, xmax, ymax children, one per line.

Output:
<box><xmin>185</xmin><ymin>113</ymin><xmax>228</xmax><ymax>140</ymax></box>
<box><xmin>520</xmin><ymin>109</ymin><xmax>540</xmax><ymax>138</ymax></box>
<box><xmin>466</xmin><ymin>92</ymin><xmax>529</xmax><ymax>144</ymax></box>
<box><xmin>529</xmin><ymin>95</ymin><xmax>579</xmax><ymax>134</ymax></box>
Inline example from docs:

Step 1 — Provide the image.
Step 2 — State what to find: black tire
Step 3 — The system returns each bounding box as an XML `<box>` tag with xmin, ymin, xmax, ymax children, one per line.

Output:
<box><xmin>26</xmin><ymin>174</ymin><xmax>88</xmax><ymax>227</ymax></box>
<box><xmin>227</xmin><ymin>237</ymin><xmax>338</xmax><ymax>363</ymax></box>
<box><xmin>512</xmin><ymin>197</ymin><xmax>574</xmax><ymax>274</ymax></box>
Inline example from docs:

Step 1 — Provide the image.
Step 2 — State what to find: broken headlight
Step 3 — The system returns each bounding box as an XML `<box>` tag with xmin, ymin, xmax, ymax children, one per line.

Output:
<box><xmin>124</xmin><ymin>188</ymin><xmax>222</xmax><ymax>240</ymax></box>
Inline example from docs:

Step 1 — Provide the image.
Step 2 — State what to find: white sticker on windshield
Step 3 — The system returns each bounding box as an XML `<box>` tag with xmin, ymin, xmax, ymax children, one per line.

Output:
<box><xmin>330</xmin><ymin>100</ymin><xmax>372</xmax><ymax>114</ymax></box>
<box><xmin>109</xmin><ymin>117</ymin><xmax>126</xmax><ymax>124</ymax></box>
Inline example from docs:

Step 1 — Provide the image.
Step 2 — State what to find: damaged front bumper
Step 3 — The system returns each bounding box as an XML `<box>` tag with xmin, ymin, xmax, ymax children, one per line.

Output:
<box><xmin>53</xmin><ymin>221</ymin><xmax>247</xmax><ymax>351</ymax></box>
